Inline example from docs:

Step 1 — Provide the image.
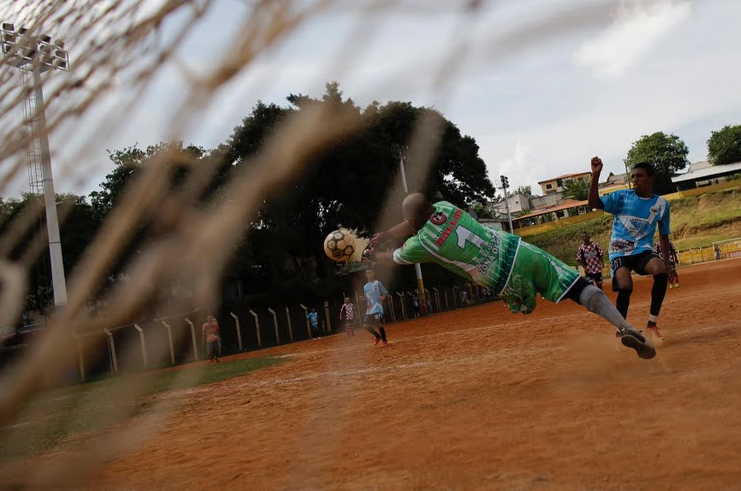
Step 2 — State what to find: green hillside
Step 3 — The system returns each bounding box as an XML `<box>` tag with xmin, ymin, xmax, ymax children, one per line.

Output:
<box><xmin>524</xmin><ymin>188</ymin><xmax>741</xmax><ymax>266</ymax></box>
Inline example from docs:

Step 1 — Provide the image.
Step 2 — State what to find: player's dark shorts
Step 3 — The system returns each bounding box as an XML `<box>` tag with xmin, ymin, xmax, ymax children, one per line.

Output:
<box><xmin>610</xmin><ymin>250</ymin><xmax>661</xmax><ymax>291</ymax></box>
<box><xmin>586</xmin><ymin>272</ymin><xmax>603</xmax><ymax>284</ymax></box>
<box><xmin>364</xmin><ymin>313</ymin><xmax>384</xmax><ymax>325</ymax></box>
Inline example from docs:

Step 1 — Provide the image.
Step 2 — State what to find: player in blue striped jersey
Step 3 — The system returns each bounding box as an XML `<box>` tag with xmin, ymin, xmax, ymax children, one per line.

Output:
<box><xmin>589</xmin><ymin>158</ymin><xmax>676</xmax><ymax>342</ymax></box>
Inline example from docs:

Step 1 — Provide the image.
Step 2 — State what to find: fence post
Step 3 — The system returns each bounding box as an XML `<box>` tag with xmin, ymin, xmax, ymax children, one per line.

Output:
<box><xmin>396</xmin><ymin>292</ymin><xmax>407</xmax><ymax>320</ymax></box>
<box><xmin>324</xmin><ymin>301</ymin><xmax>332</xmax><ymax>334</ymax></box>
<box><xmin>104</xmin><ymin>328</ymin><xmax>119</xmax><ymax>372</ymax></box>
<box><xmin>386</xmin><ymin>294</ymin><xmax>396</xmax><ymax>322</ymax></box>
<box><xmin>134</xmin><ymin>324</ymin><xmax>148</xmax><ymax>368</ymax></box>
<box><xmin>71</xmin><ymin>332</ymin><xmax>85</xmax><ymax>382</ymax></box>
<box><xmin>268</xmin><ymin>308</ymin><xmax>280</xmax><ymax>345</ymax></box>
<box><xmin>249</xmin><ymin>309</ymin><xmax>262</xmax><ymax>348</ymax></box>
<box><xmin>161</xmin><ymin>321</ymin><xmax>175</xmax><ymax>365</ymax></box>
<box><xmin>453</xmin><ymin>286</ymin><xmax>460</xmax><ymax>308</ymax></box>
<box><xmin>285</xmin><ymin>306</ymin><xmax>294</xmax><ymax>342</ymax></box>
<box><xmin>185</xmin><ymin>318</ymin><xmax>199</xmax><ymax>361</ymax></box>
<box><xmin>299</xmin><ymin>304</ymin><xmax>311</xmax><ymax>338</ymax></box>
<box><xmin>230</xmin><ymin>312</ymin><xmax>243</xmax><ymax>351</ymax></box>
<box><xmin>432</xmin><ymin>287</ymin><xmax>440</xmax><ymax>313</ymax></box>
<box><xmin>444</xmin><ymin>289</ymin><xmax>450</xmax><ymax>310</ymax></box>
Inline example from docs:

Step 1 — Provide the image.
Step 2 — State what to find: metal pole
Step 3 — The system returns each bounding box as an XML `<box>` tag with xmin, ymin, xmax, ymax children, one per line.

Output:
<box><xmin>230</xmin><ymin>312</ymin><xmax>243</xmax><ymax>351</ymax></box>
<box><xmin>134</xmin><ymin>323</ymin><xmax>148</xmax><ymax>368</ymax></box>
<box><xmin>185</xmin><ymin>318</ymin><xmax>199</xmax><ymax>360</ymax></box>
<box><xmin>323</xmin><ymin>301</ymin><xmax>332</xmax><ymax>334</ymax></box>
<box><xmin>249</xmin><ymin>310</ymin><xmax>262</xmax><ymax>348</ymax></box>
<box><xmin>268</xmin><ymin>308</ymin><xmax>279</xmax><ymax>345</ymax></box>
<box><xmin>284</xmin><ymin>306</ymin><xmax>294</xmax><ymax>342</ymax></box>
<box><xmin>399</xmin><ymin>154</ymin><xmax>427</xmax><ymax>314</ymax></box>
<box><xmin>104</xmin><ymin>329</ymin><xmax>119</xmax><ymax>372</ymax></box>
<box><xmin>33</xmin><ymin>69</ymin><xmax>67</xmax><ymax>306</ymax></box>
<box><xmin>299</xmin><ymin>304</ymin><xmax>311</xmax><ymax>339</ymax></box>
<box><xmin>161</xmin><ymin>321</ymin><xmax>175</xmax><ymax>365</ymax></box>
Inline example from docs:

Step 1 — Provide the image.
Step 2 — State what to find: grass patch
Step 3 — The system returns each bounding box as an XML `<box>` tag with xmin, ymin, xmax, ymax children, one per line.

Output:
<box><xmin>0</xmin><ymin>356</ymin><xmax>286</xmax><ymax>461</ymax></box>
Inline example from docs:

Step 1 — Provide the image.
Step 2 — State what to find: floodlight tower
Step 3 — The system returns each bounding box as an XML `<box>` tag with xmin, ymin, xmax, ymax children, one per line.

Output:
<box><xmin>2</xmin><ymin>23</ymin><xmax>69</xmax><ymax>306</ymax></box>
<box><xmin>500</xmin><ymin>175</ymin><xmax>513</xmax><ymax>232</ymax></box>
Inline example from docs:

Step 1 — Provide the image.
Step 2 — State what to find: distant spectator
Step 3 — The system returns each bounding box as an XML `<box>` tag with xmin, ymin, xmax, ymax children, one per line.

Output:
<box><xmin>307</xmin><ymin>308</ymin><xmax>321</xmax><ymax>340</ymax></box>
<box><xmin>576</xmin><ymin>232</ymin><xmax>606</xmax><ymax>290</ymax></box>
<box><xmin>362</xmin><ymin>267</ymin><xmax>389</xmax><ymax>348</ymax></box>
<box><xmin>201</xmin><ymin>315</ymin><xmax>221</xmax><ymax>364</ymax></box>
<box><xmin>339</xmin><ymin>297</ymin><xmax>356</xmax><ymax>337</ymax></box>
<box><xmin>714</xmin><ymin>245</ymin><xmax>722</xmax><ymax>261</ymax></box>
<box><xmin>412</xmin><ymin>294</ymin><xmax>420</xmax><ymax>318</ymax></box>
<box><xmin>655</xmin><ymin>240</ymin><xmax>680</xmax><ymax>289</ymax></box>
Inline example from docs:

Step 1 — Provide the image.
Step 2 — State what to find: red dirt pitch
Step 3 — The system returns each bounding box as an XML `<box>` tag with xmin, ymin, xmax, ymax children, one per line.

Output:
<box><xmin>10</xmin><ymin>259</ymin><xmax>741</xmax><ymax>490</ymax></box>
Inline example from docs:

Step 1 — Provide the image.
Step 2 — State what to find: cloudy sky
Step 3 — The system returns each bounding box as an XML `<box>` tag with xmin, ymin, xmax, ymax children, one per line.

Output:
<box><xmin>5</xmin><ymin>0</ymin><xmax>741</xmax><ymax>199</ymax></box>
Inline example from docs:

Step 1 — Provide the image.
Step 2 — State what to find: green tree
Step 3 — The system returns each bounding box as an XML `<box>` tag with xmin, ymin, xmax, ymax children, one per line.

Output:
<box><xmin>515</xmin><ymin>185</ymin><xmax>532</xmax><ymax>197</ymax></box>
<box><xmin>624</xmin><ymin>132</ymin><xmax>689</xmax><ymax>194</ymax></box>
<box><xmin>219</xmin><ymin>83</ymin><xmax>497</xmax><ymax>289</ymax></box>
<box><xmin>562</xmin><ymin>178</ymin><xmax>590</xmax><ymax>201</ymax></box>
<box><xmin>707</xmin><ymin>124</ymin><xmax>741</xmax><ymax>166</ymax></box>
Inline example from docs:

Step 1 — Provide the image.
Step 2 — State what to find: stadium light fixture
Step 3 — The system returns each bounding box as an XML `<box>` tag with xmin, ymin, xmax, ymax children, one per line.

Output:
<box><xmin>1</xmin><ymin>22</ymin><xmax>70</xmax><ymax>307</ymax></box>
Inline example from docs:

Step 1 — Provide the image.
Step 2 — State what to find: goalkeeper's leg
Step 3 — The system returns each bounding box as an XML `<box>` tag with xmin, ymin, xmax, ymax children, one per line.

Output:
<box><xmin>566</xmin><ymin>278</ymin><xmax>655</xmax><ymax>359</ymax></box>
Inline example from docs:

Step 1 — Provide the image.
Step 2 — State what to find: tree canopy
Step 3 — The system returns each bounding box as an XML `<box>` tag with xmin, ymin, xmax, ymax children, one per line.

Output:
<box><xmin>562</xmin><ymin>178</ymin><xmax>589</xmax><ymax>201</ymax></box>
<box><xmin>707</xmin><ymin>124</ymin><xmax>741</xmax><ymax>166</ymax></box>
<box><xmin>624</xmin><ymin>132</ymin><xmax>689</xmax><ymax>195</ymax></box>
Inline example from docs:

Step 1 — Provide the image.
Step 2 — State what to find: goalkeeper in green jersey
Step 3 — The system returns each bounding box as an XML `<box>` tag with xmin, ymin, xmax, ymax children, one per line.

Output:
<box><xmin>366</xmin><ymin>193</ymin><xmax>656</xmax><ymax>360</ymax></box>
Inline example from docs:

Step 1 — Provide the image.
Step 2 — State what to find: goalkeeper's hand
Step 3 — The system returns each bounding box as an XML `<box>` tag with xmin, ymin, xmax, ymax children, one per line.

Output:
<box><xmin>369</xmin><ymin>231</ymin><xmax>390</xmax><ymax>247</ymax></box>
<box><xmin>361</xmin><ymin>244</ymin><xmax>377</xmax><ymax>263</ymax></box>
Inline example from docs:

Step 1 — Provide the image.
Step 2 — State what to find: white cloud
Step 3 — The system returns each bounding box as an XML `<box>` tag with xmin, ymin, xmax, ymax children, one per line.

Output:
<box><xmin>574</xmin><ymin>0</ymin><xmax>691</xmax><ymax>78</ymax></box>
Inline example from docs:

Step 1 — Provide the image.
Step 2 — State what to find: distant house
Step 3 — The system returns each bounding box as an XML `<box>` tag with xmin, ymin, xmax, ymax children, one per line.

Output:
<box><xmin>599</xmin><ymin>172</ymin><xmax>630</xmax><ymax>195</ymax></box>
<box><xmin>512</xmin><ymin>199</ymin><xmax>591</xmax><ymax>229</ymax></box>
<box><xmin>492</xmin><ymin>192</ymin><xmax>531</xmax><ymax>216</ymax></box>
<box><xmin>671</xmin><ymin>160</ymin><xmax>741</xmax><ymax>191</ymax></box>
<box><xmin>538</xmin><ymin>171</ymin><xmax>592</xmax><ymax>195</ymax></box>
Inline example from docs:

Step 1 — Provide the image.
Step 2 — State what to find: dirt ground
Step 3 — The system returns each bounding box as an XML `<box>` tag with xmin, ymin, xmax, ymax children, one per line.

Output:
<box><xmin>5</xmin><ymin>259</ymin><xmax>741</xmax><ymax>491</ymax></box>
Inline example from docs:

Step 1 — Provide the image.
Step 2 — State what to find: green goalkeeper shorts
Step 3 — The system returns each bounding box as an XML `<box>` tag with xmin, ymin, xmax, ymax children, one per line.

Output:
<box><xmin>499</xmin><ymin>241</ymin><xmax>580</xmax><ymax>314</ymax></box>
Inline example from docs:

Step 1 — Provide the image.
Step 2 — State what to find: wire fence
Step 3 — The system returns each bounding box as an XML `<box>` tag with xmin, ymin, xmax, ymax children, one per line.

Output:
<box><xmin>0</xmin><ymin>284</ymin><xmax>497</xmax><ymax>382</ymax></box>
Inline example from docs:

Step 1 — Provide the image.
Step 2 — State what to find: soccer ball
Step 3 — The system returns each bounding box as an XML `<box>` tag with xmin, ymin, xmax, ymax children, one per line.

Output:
<box><xmin>324</xmin><ymin>230</ymin><xmax>356</xmax><ymax>262</ymax></box>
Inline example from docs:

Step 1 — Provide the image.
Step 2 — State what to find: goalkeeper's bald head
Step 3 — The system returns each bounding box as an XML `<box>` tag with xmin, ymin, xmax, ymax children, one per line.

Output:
<box><xmin>402</xmin><ymin>193</ymin><xmax>435</xmax><ymax>231</ymax></box>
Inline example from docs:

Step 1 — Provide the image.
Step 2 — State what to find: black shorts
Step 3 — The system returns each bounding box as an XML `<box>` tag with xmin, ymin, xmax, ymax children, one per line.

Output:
<box><xmin>586</xmin><ymin>272</ymin><xmax>603</xmax><ymax>283</ymax></box>
<box><xmin>610</xmin><ymin>250</ymin><xmax>661</xmax><ymax>290</ymax></box>
<box><xmin>364</xmin><ymin>313</ymin><xmax>384</xmax><ymax>326</ymax></box>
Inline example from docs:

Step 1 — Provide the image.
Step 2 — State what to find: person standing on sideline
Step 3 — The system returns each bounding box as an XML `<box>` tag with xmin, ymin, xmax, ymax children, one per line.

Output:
<box><xmin>201</xmin><ymin>315</ymin><xmax>221</xmax><ymax>364</ymax></box>
<box><xmin>655</xmin><ymin>240</ymin><xmax>680</xmax><ymax>288</ymax></box>
<box><xmin>307</xmin><ymin>308</ymin><xmax>321</xmax><ymax>340</ymax></box>
<box><xmin>714</xmin><ymin>245</ymin><xmax>722</xmax><ymax>261</ymax></box>
<box><xmin>365</xmin><ymin>193</ymin><xmax>655</xmax><ymax>359</ymax></box>
<box><xmin>576</xmin><ymin>232</ymin><xmax>606</xmax><ymax>290</ymax></box>
<box><xmin>339</xmin><ymin>297</ymin><xmax>356</xmax><ymax>336</ymax></box>
<box><xmin>588</xmin><ymin>157</ymin><xmax>676</xmax><ymax>342</ymax></box>
<box><xmin>362</xmin><ymin>268</ymin><xmax>389</xmax><ymax>347</ymax></box>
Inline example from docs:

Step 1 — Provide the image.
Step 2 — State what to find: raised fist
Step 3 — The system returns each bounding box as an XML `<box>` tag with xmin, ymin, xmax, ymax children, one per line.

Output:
<box><xmin>591</xmin><ymin>156</ymin><xmax>603</xmax><ymax>174</ymax></box>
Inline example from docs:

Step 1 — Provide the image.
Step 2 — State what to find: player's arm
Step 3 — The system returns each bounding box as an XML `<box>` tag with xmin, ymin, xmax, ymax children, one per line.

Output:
<box><xmin>372</xmin><ymin>251</ymin><xmax>396</xmax><ymax>266</ymax></box>
<box><xmin>588</xmin><ymin>156</ymin><xmax>605</xmax><ymax>210</ymax></box>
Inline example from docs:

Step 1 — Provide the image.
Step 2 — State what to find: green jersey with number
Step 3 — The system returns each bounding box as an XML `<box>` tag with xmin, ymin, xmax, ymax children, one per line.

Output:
<box><xmin>392</xmin><ymin>201</ymin><xmax>580</xmax><ymax>314</ymax></box>
<box><xmin>392</xmin><ymin>201</ymin><xmax>520</xmax><ymax>295</ymax></box>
